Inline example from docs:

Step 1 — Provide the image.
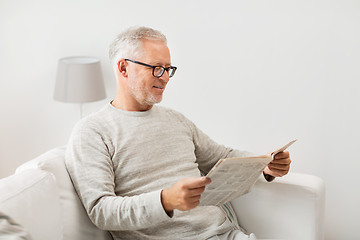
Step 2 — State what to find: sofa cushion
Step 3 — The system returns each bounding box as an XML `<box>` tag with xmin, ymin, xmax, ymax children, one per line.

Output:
<box><xmin>16</xmin><ymin>146</ymin><xmax>112</xmax><ymax>240</ymax></box>
<box><xmin>0</xmin><ymin>169</ymin><xmax>62</xmax><ymax>240</ymax></box>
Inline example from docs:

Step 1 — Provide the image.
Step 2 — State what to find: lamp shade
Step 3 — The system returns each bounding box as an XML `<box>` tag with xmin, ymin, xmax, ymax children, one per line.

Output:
<box><xmin>54</xmin><ymin>56</ymin><xmax>106</xmax><ymax>103</ymax></box>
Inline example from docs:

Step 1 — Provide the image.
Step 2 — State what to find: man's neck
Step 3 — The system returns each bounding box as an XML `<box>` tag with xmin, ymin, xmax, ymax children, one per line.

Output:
<box><xmin>111</xmin><ymin>98</ymin><xmax>153</xmax><ymax>112</ymax></box>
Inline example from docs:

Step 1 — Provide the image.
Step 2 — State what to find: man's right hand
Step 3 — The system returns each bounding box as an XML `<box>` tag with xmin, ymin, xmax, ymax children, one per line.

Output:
<box><xmin>161</xmin><ymin>177</ymin><xmax>211</xmax><ymax>213</ymax></box>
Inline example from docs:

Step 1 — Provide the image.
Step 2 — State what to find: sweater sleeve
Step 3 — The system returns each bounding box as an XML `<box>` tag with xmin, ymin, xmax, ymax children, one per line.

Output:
<box><xmin>190</xmin><ymin>124</ymin><xmax>276</xmax><ymax>182</ymax></box>
<box><xmin>169</xmin><ymin>110</ymin><xmax>255</xmax><ymax>174</ymax></box>
<box><xmin>191</xmin><ymin>124</ymin><xmax>255</xmax><ymax>174</ymax></box>
<box><xmin>65</xmin><ymin>120</ymin><xmax>170</xmax><ymax>231</ymax></box>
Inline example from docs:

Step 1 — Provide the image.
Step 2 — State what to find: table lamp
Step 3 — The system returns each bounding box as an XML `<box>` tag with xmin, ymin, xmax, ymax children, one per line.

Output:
<box><xmin>54</xmin><ymin>56</ymin><xmax>106</xmax><ymax>118</ymax></box>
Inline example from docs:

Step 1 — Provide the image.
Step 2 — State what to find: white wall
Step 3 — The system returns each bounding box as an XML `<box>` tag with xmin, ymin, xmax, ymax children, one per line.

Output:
<box><xmin>0</xmin><ymin>0</ymin><xmax>359</xmax><ymax>239</ymax></box>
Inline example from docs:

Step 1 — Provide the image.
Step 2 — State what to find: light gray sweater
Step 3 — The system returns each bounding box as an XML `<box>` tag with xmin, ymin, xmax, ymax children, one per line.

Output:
<box><xmin>65</xmin><ymin>103</ymin><xmax>253</xmax><ymax>240</ymax></box>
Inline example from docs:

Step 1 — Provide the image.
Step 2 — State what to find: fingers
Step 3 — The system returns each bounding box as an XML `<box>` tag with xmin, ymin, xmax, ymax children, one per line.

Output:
<box><xmin>161</xmin><ymin>177</ymin><xmax>211</xmax><ymax>212</ymax></box>
<box><xmin>265</xmin><ymin>151</ymin><xmax>292</xmax><ymax>177</ymax></box>
<box><xmin>182</xmin><ymin>177</ymin><xmax>211</xmax><ymax>189</ymax></box>
<box><xmin>268</xmin><ymin>162</ymin><xmax>290</xmax><ymax>171</ymax></box>
<box><xmin>266</xmin><ymin>164</ymin><xmax>290</xmax><ymax>176</ymax></box>
<box><xmin>272</xmin><ymin>151</ymin><xmax>291</xmax><ymax>164</ymax></box>
<box><xmin>273</xmin><ymin>151</ymin><xmax>290</xmax><ymax>160</ymax></box>
<box><xmin>186</xmin><ymin>185</ymin><xmax>206</xmax><ymax>196</ymax></box>
<box><xmin>266</xmin><ymin>161</ymin><xmax>290</xmax><ymax>176</ymax></box>
<box><xmin>264</xmin><ymin>165</ymin><xmax>288</xmax><ymax>178</ymax></box>
<box><xmin>178</xmin><ymin>177</ymin><xmax>210</xmax><ymax>200</ymax></box>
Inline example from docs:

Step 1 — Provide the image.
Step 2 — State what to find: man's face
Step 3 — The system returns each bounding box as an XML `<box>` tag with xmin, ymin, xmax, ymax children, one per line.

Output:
<box><xmin>126</xmin><ymin>39</ymin><xmax>171</xmax><ymax>109</ymax></box>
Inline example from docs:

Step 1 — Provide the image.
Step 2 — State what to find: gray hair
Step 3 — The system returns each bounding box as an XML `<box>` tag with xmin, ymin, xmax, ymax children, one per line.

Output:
<box><xmin>109</xmin><ymin>26</ymin><xmax>167</xmax><ymax>68</ymax></box>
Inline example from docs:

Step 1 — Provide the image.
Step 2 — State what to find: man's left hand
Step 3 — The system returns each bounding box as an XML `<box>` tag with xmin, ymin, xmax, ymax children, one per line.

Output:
<box><xmin>263</xmin><ymin>151</ymin><xmax>291</xmax><ymax>177</ymax></box>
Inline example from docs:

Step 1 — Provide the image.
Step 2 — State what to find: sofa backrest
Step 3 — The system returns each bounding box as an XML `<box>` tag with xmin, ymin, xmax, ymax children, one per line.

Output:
<box><xmin>0</xmin><ymin>169</ymin><xmax>63</xmax><ymax>240</ymax></box>
<box><xmin>16</xmin><ymin>146</ymin><xmax>113</xmax><ymax>240</ymax></box>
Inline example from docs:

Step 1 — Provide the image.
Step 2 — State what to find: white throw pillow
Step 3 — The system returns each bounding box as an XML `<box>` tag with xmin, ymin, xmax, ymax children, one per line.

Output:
<box><xmin>0</xmin><ymin>211</ymin><xmax>33</xmax><ymax>240</ymax></box>
<box><xmin>0</xmin><ymin>169</ymin><xmax>62</xmax><ymax>240</ymax></box>
<box><xmin>16</xmin><ymin>147</ymin><xmax>113</xmax><ymax>240</ymax></box>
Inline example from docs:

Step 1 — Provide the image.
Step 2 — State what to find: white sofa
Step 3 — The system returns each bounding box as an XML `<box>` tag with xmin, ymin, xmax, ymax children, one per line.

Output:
<box><xmin>0</xmin><ymin>147</ymin><xmax>325</xmax><ymax>240</ymax></box>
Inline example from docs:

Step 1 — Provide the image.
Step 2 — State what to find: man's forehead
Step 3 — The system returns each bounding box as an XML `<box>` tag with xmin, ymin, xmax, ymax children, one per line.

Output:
<box><xmin>141</xmin><ymin>39</ymin><xmax>171</xmax><ymax>65</ymax></box>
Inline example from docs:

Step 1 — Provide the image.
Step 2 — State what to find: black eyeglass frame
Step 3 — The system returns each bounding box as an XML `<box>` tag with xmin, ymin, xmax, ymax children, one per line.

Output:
<box><xmin>124</xmin><ymin>59</ymin><xmax>177</xmax><ymax>78</ymax></box>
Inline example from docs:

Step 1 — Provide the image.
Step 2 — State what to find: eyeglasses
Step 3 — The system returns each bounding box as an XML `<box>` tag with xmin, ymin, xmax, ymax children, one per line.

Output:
<box><xmin>124</xmin><ymin>59</ymin><xmax>177</xmax><ymax>78</ymax></box>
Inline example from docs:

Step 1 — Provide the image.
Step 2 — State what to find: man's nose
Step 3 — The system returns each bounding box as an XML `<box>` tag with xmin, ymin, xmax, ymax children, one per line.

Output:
<box><xmin>159</xmin><ymin>70</ymin><xmax>170</xmax><ymax>83</ymax></box>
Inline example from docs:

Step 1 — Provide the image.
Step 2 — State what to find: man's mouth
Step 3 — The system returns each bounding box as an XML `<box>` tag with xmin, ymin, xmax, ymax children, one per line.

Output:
<box><xmin>153</xmin><ymin>86</ymin><xmax>164</xmax><ymax>89</ymax></box>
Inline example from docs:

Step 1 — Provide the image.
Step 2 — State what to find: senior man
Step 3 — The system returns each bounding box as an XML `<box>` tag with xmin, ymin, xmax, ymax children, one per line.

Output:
<box><xmin>65</xmin><ymin>26</ymin><xmax>291</xmax><ymax>240</ymax></box>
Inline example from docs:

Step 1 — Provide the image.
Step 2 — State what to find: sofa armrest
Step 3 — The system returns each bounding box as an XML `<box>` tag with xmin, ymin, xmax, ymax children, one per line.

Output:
<box><xmin>230</xmin><ymin>172</ymin><xmax>325</xmax><ymax>240</ymax></box>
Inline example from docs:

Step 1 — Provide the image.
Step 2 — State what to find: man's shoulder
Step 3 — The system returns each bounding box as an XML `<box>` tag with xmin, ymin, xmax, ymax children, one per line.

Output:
<box><xmin>73</xmin><ymin>104</ymin><xmax>112</xmax><ymax>131</ymax></box>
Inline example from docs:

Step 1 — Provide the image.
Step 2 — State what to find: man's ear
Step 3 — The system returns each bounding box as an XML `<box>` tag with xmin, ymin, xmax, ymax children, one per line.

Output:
<box><xmin>117</xmin><ymin>59</ymin><xmax>128</xmax><ymax>78</ymax></box>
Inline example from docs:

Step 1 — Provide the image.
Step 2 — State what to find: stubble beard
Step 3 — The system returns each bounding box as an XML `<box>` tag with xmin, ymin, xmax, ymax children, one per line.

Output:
<box><xmin>129</xmin><ymin>84</ymin><xmax>162</xmax><ymax>107</ymax></box>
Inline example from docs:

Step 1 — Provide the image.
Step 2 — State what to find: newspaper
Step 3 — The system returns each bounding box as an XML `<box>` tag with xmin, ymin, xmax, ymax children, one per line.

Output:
<box><xmin>200</xmin><ymin>140</ymin><xmax>297</xmax><ymax>206</ymax></box>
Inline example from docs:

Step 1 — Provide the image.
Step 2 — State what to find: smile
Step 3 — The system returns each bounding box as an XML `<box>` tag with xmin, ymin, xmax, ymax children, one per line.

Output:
<box><xmin>153</xmin><ymin>86</ymin><xmax>164</xmax><ymax>89</ymax></box>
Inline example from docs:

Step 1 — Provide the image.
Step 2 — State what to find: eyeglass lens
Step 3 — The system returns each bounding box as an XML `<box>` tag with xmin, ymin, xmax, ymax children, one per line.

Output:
<box><xmin>153</xmin><ymin>67</ymin><xmax>176</xmax><ymax>78</ymax></box>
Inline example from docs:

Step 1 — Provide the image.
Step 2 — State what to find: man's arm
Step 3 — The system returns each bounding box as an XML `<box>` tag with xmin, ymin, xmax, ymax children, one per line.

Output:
<box><xmin>166</xmin><ymin>109</ymin><xmax>255</xmax><ymax>174</ymax></box>
<box><xmin>183</xmin><ymin>119</ymin><xmax>254</xmax><ymax>174</ymax></box>
<box><xmin>192</xmin><ymin>125</ymin><xmax>292</xmax><ymax>182</ymax></box>
<box><xmin>65</xmin><ymin>121</ymin><xmax>171</xmax><ymax>231</ymax></box>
